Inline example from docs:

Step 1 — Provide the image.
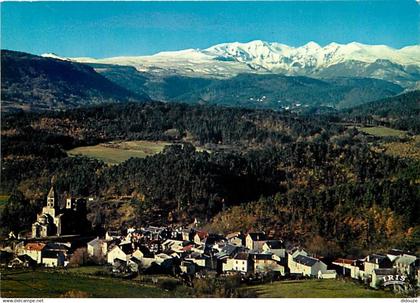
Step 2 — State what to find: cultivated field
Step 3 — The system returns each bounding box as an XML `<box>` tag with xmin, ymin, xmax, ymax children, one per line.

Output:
<box><xmin>0</xmin><ymin>269</ymin><xmax>189</xmax><ymax>298</ymax></box>
<box><xmin>67</xmin><ymin>140</ymin><xmax>171</xmax><ymax>164</ymax></box>
<box><xmin>243</xmin><ymin>279</ymin><xmax>399</xmax><ymax>298</ymax></box>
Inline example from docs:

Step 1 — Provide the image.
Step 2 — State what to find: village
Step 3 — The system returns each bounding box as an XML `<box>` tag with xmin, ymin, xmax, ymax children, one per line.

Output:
<box><xmin>1</xmin><ymin>187</ymin><xmax>419</xmax><ymax>295</ymax></box>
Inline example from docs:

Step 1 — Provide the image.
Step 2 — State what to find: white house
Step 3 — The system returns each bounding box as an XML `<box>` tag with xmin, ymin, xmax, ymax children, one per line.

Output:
<box><xmin>245</xmin><ymin>233</ymin><xmax>267</xmax><ymax>251</ymax></box>
<box><xmin>107</xmin><ymin>244</ymin><xmax>134</xmax><ymax>265</ymax></box>
<box><xmin>262</xmin><ymin>240</ymin><xmax>286</xmax><ymax>258</ymax></box>
<box><xmin>287</xmin><ymin>248</ymin><xmax>308</xmax><ymax>272</ymax></box>
<box><xmin>132</xmin><ymin>246</ymin><xmax>155</xmax><ymax>268</ymax></box>
<box><xmin>253</xmin><ymin>254</ymin><xmax>285</xmax><ymax>276</ymax></box>
<box><xmin>386</xmin><ymin>249</ymin><xmax>415</xmax><ymax>262</ymax></box>
<box><xmin>87</xmin><ymin>237</ymin><xmax>108</xmax><ymax>260</ymax></box>
<box><xmin>289</xmin><ymin>255</ymin><xmax>327</xmax><ymax>277</ymax></box>
<box><xmin>318</xmin><ymin>269</ymin><xmax>337</xmax><ymax>279</ymax></box>
<box><xmin>364</xmin><ymin>254</ymin><xmax>392</xmax><ymax>278</ymax></box>
<box><xmin>332</xmin><ymin>258</ymin><xmax>367</xmax><ymax>281</ymax></box>
<box><xmin>223</xmin><ymin>252</ymin><xmax>253</xmax><ymax>273</ymax></box>
<box><xmin>8</xmin><ymin>255</ymin><xmax>36</xmax><ymax>268</ymax></box>
<box><xmin>23</xmin><ymin>242</ymin><xmax>46</xmax><ymax>264</ymax></box>
<box><xmin>185</xmin><ymin>252</ymin><xmax>208</xmax><ymax>268</ymax></box>
<box><xmin>42</xmin><ymin>250</ymin><xmax>65</xmax><ymax>267</ymax></box>
<box><xmin>393</xmin><ymin>254</ymin><xmax>417</xmax><ymax>276</ymax></box>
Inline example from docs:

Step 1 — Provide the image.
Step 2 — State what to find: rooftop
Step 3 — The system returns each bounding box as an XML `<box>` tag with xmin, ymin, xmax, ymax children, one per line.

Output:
<box><xmin>252</xmin><ymin>253</ymin><xmax>273</xmax><ymax>260</ymax></box>
<box><xmin>395</xmin><ymin>255</ymin><xmax>417</xmax><ymax>265</ymax></box>
<box><xmin>25</xmin><ymin>242</ymin><xmax>46</xmax><ymax>251</ymax></box>
<box><xmin>374</xmin><ymin>268</ymin><xmax>397</xmax><ymax>275</ymax></box>
<box><xmin>294</xmin><ymin>255</ymin><xmax>320</xmax><ymax>267</ymax></box>
<box><xmin>247</xmin><ymin>232</ymin><xmax>266</xmax><ymax>241</ymax></box>
<box><xmin>265</xmin><ymin>240</ymin><xmax>284</xmax><ymax>249</ymax></box>
<box><xmin>42</xmin><ymin>250</ymin><xmax>62</xmax><ymax>259</ymax></box>
<box><xmin>195</xmin><ymin>230</ymin><xmax>209</xmax><ymax>240</ymax></box>
<box><xmin>234</xmin><ymin>252</ymin><xmax>250</xmax><ymax>260</ymax></box>
<box><xmin>333</xmin><ymin>258</ymin><xmax>355</xmax><ymax>265</ymax></box>
<box><xmin>366</xmin><ymin>254</ymin><xmax>389</xmax><ymax>264</ymax></box>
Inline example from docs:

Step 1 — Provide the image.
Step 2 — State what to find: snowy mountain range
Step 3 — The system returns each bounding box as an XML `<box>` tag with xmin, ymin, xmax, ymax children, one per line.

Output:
<box><xmin>43</xmin><ymin>40</ymin><xmax>420</xmax><ymax>88</ymax></box>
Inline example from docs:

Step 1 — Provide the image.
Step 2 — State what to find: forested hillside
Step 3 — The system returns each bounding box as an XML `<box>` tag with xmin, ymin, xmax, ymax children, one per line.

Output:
<box><xmin>1</xmin><ymin>102</ymin><xmax>419</xmax><ymax>257</ymax></box>
<box><xmin>1</xmin><ymin>50</ymin><xmax>150</xmax><ymax>111</ymax></box>
<box><xmin>342</xmin><ymin>90</ymin><xmax>420</xmax><ymax>133</ymax></box>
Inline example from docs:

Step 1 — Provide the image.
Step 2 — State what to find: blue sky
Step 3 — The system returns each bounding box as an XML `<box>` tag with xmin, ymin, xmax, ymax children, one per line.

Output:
<box><xmin>1</xmin><ymin>1</ymin><xmax>419</xmax><ymax>58</ymax></box>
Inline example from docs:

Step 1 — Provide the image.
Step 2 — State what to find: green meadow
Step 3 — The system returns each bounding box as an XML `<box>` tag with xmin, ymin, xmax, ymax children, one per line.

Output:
<box><xmin>358</xmin><ymin>126</ymin><xmax>407</xmax><ymax>137</ymax></box>
<box><xmin>67</xmin><ymin>140</ymin><xmax>171</xmax><ymax>165</ymax></box>
<box><xmin>1</xmin><ymin>269</ymin><xmax>403</xmax><ymax>298</ymax></box>
<box><xmin>243</xmin><ymin>279</ymin><xmax>399</xmax><ymax>298</ymax></box>
<box><xmin>0</xmin><ymin>269</ymin><xmax>189</xmax><ymax>298</ymax></box>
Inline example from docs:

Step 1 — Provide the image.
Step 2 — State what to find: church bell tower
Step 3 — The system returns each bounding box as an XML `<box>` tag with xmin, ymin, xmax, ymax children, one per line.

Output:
<box><xmin>47</xmin><ymin>186</ymin><xmax>56</xmax><ymax>209</ymax></box>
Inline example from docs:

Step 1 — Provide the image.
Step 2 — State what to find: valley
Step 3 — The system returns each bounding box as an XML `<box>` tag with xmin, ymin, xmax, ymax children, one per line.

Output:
<box><xmin>1</xmin><ymin>18</ymin><xmax>419</xmax><ymax>299</ymax></box>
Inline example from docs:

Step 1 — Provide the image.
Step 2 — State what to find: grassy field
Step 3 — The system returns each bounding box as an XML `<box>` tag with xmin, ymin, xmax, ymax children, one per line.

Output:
<box><xmin>358</xmin><ymin>126</ymin><xmax>407</xmax><ymax>137</ymax></box>
<box><xmin>1</xmin><ymin>269</ymin><xmax>402</xmax><ymax>298</ymax></box>
<box><xmin>0</xmin><ymin>269</ymin><xmax>189</xmax><ymax>298</ymax></box>
<box><xmin>244</xmin><ymin>279</ymin><xmax>399</xmax><ymax>298</ymax></box>
<box><xmin>67</xmin><ymin>140</ymin><xmax>171</xmax><ymax>164</ymax></box>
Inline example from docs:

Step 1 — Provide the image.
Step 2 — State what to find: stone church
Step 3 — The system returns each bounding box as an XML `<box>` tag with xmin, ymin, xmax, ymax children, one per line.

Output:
<box><xmin>32</xmin><ymin>186</ymin><xmax>89</xmax><ymax>238</ymax></box>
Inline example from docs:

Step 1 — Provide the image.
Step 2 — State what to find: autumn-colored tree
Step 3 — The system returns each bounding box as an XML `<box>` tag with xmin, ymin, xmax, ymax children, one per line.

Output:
<box><xmin>69</xmin><ymin>248</ymin><xmax>88</xmax><ymax>266</ymax></box>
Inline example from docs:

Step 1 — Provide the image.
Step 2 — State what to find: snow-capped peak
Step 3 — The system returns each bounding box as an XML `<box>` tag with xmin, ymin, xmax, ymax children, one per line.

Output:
<box><xmin>203</xmin><ymin>40</ymin><xmax>419</xmax><ymax>69</ymax></box>
<box><xmin>41</xmin><ymin>53</ymin><xmax>70</xmax><ymax>61</ymax></box>
<box><xmin>303</xmin><ymin>41</ymin><xmax>321</xmax><ymax>50</ymax></box>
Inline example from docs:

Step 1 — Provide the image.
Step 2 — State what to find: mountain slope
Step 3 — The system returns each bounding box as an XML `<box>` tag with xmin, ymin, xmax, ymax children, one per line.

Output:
<box><xmin>344</xmin><ymin>90</ymin><xmax>420</xmax><ymax>133</ymax></box>
<box><xmin>52</xmin><ymin>40</ymin><xmax>420</xmax><ymax>89</ymax></box>
<box><xmin>1</xmin><ymin>50</ymin><xmax>150</xmax><ymax>111</ymax></box>
<box><xmin>90</xmin><ymin>64</ymin><xmax>404</xmax><ymax>110</ymax></box>
<box><xmin>346</xmin><ymin>90</ymin><xmax>420</xmax><ymax>117</ymax></box>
